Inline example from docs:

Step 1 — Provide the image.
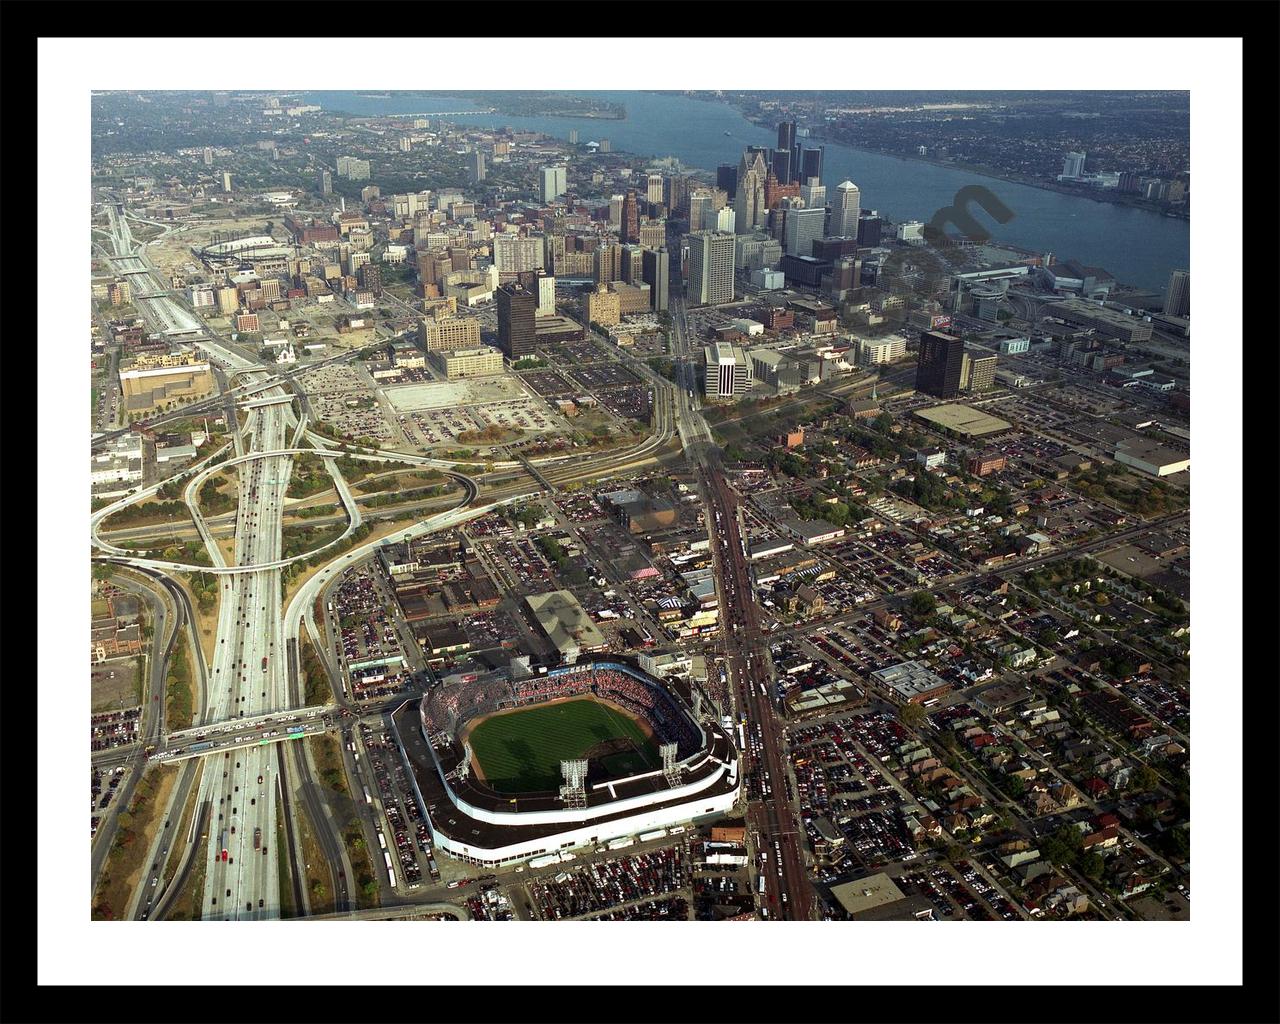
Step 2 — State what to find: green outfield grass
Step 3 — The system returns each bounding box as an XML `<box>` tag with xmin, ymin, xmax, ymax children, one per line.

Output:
<box><xmin>468</xmin><ymin>697</ymin><xmax>660</xmax><ymax>794</ymax></box>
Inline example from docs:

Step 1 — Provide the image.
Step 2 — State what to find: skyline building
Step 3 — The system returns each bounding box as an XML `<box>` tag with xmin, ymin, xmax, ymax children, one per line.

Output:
<box><xmin>717</xmin><ymin>163</ymin><xmax>738</xmax><ymax>199</ymax></box>
<box><xmin>915</xmin><ymin>330</ymin><xmax>965</xmax><ymax>399</ymax></box>
<box><xmin>540</xmin><ymin>165</ymin><xmax>567</xmax><ymax>203</ymax></box>
<box><xmin>783</xmin><ymin>205</ymin><xmax>825</xmax><ymax>258</ymax></box>
<box><xmin>642</xmin><ymin>247</ymin><xmax>670</xmax><ymax>312</ymax></box>
<box><xmin>688</xmin><ymin>230</ymin><xmax>736</xmax><ymax>306</ymax></box>
<box><xmin>800</xmin><ymin>147</ymin><xmax>823</xmax><ymax>184</ymax></box>
<box><xmin>496</xmin><ymin>282</ymin><xmax>537</xmax><ymax>358</ymax></box>
<box><xmin>620</xmin><ymin>190</ymin><xmax>640</xmax><ymax>244</ymax></box>
<box><xmin>1165</xmin><ymin>269</ymin><xmax>1190</xmax><ymax>317</ymax></box>
<box><xmin>832</xmin><ymin>180</ymin><xmax>861</xmax><ymax>238</ymax></box>
<box><xmin>733</xmin><ymin>150</ymin><xmax>768</xmax><ymax>235</ymax></box>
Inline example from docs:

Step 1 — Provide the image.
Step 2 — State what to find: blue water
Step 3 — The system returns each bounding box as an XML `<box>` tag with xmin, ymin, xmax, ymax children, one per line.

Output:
<box><xmin>303</xmin><ymin>90</ymin><xmax>1189</xmax><ymax>295</ymax></box>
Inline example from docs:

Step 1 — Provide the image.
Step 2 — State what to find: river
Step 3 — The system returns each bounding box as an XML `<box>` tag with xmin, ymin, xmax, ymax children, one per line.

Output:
<box><xmin>302</xmin><ymin>90</ymin><xmax>1189</xmax><ymax>296</ymax></box>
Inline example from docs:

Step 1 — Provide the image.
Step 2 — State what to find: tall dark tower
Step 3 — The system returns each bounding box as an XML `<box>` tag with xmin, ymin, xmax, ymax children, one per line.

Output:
<box><xmin>915</xmin><ymin>330</ymin><xmax>964</xmax><ymax>399</ymax></box>
<box><xmin>717</xmin><ymin>163</ymin><xmax>738</xmax><ymax>199</ymax></box>
<box><xmin>801</xmin><ymin>146</ymin><xmax>824</xmax><ymax>184</ymax></box>
<box><xmin>497</xmin><ymin>283</ymin><xmax>537</xmax><ymax>359</ymax></box>
<box><xmin>776</xmin><ymin>120</ymin><xmax>796</xmax><ymax>181</ymax></box>
<box><xmin>620</xmin><ymin>190</ymin><xmax>640</xmax><ymax>244</ymax></box>
<box><xmin>777</xmin><ymin>120</ymin><xmax>796</xmax><ymax>156</ymax></box>
<box><xmin>771</xmin><ymin>148</ymin><xmax>793</xmax><ymax>186</ymax></box>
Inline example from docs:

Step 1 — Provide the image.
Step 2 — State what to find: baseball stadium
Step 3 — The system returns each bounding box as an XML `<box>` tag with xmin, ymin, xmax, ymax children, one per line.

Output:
<box><xmin>392</xmin><ymin>659</ymin><xmax>740</xmax><ymax>867</ymax></box>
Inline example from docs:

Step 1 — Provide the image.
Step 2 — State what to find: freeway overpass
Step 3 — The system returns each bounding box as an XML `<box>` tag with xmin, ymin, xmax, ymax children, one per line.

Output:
<box><xmin>153</xmin><ymin>720</ymin><xmax>329</xmax><ymax>764</ymax></box>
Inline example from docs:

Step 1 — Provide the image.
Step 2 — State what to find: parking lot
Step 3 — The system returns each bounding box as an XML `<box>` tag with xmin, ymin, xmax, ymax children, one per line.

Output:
<box><xmin>360</xmin><ymin>719</ymin><xmax>433</xmax><ymax>889</ymax></box>
<box><xmin>329</xmin><ymin>565</ymin><xmax>416</xmax><ymax>703</ymax></box>
<box><xmin>91</xmin><ymin>706</ymin><xmax>141</xmax><ymax>752</ymax></box>
<box><xmin>527</xmin><ymin>844</ymin><xmax>689</xmax><ymax>920</ymax></box>
<box><xmin>91</xmin><ymin>764</ymin><xmax>128</xmax><ymax>829</ymax></box>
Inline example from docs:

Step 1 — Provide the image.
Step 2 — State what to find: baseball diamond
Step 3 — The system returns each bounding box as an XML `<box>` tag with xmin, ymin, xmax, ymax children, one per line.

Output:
<box><xmin>464</xmin><ymin>695</ymin><xmax>660</xmax><ymax>794</ymax></box>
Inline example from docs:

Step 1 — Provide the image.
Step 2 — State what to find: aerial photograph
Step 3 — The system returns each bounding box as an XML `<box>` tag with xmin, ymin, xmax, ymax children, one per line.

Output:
<box><xmin>88</xmin><ymin>87</ymin><xmax>1195</xmax><ymax>927</ymax></box>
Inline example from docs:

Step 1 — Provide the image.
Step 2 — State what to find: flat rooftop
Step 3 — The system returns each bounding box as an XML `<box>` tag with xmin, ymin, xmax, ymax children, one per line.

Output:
<box><xmin>914</xmin><ymin>403</ymin><xmax>1013</xmax><ymax>437</ymax></box>
<box><xmin>525</xmin><ymin>590</ymin><xmax>606</xmax><ymax>654</ymax></box>
<box><xmin>830</xmin><ymin>873</ymin><xmax>907</xmax><ymax>916</ymax></box>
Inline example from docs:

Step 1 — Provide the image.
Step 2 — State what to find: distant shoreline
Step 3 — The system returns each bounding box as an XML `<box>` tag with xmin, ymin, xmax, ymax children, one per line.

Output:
<box><xmin>728</xmin><ymin>109</ymin><xmax>1189</xmax><ymax>223</ymax></box>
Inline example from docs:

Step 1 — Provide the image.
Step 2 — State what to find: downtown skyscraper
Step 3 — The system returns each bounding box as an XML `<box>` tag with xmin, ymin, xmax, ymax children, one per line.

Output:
<box><xmin>733</xmin><ymin>150</ymin><xmax>768</xmax><ymax>234</ymax></box>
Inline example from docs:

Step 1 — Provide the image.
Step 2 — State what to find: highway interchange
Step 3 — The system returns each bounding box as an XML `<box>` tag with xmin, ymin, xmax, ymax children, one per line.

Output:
<box><xmin>93</xmin><ymin>203</ymin><xmax>1169</xmax><ymax>926</ymax></box>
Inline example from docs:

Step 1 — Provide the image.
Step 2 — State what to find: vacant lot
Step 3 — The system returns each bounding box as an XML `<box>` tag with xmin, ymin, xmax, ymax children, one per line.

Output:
<box><xmin>466</xmin><ymin>697</ymin><xmax>659</xmax><ymax>794</ymax></box>
<box><xmin>92</xmin><ymin>658</ymin><xmax>142</xmax><ymax>712</ymax></box>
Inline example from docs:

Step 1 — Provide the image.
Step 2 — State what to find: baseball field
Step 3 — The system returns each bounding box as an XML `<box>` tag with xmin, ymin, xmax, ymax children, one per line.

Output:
<box><xmin>466</xmin><ymin>696</ymin><xmax>660</xmax><ymax>794</ymax></box>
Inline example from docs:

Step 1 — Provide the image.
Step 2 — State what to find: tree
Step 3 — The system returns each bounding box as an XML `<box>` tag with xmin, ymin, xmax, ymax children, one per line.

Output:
<box><xmin>908</xmin><ymin>590</ymin><xmax>937</xmax><ymax>618</ymax></box>
<box><xmin>898</xmin><ymin>702</ymin><xmax>926</xmax><ymax>729</ymax></box>
<box><xmin>1130</xmin><ymin>764</ymin><xmax>1160</xmax><ymax>793</ymax></box>
<box><xmin>1079</xmin><ymin>851</ymin><xmax>1105</xmax><ymax>880</ymax></box>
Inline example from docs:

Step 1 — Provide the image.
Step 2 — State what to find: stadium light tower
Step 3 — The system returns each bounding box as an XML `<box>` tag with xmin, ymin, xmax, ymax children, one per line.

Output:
<box><xmin>661</xmin><ymin>742</ymin><xmax>682</xmax><ymax>788</ymax></box>
<box><xmin>559</xmin><ymin>759</ymin><xmax>588</xmax><ymax>808</ymax></box>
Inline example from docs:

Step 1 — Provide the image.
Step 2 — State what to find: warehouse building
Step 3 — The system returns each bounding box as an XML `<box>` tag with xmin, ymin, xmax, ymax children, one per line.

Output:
<box><xmin>1044</xmin><ymin>298</ymin><xmax>1153</xmax><ymax>344</ymax></box>
<box><xmin>1114</xmin><ymin>439</ymin><xmax>1190</xmax><ymax>477</ymax></box>
<box><xmin>525</xmin><ymin>590</ymin><xmax>608</xmax><ymax>664</ymax></box>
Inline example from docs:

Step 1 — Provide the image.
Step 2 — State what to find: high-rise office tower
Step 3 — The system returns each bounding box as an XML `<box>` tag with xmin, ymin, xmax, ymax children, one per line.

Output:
<box><xmin>800</xmin><ymin>147</ymin><xmax>823</xmax><ymax>183</ymax></box>
<box><xmin>776</xmin><ymin>121</ymin><xmax>796</xmax><ymax>183</ymax></box>
<box><xmin>915</xmin><ymin>330</ymin><xmax>965</xmax><ymax>399</ymax></box>
<box><xmin>594</xmin><ymin>241</ymin><xmax>621</xmax><ymax>284</ymax></box>
<box><xmin>665</xmin><ymin>175</ymin><xmax>688</xmax><ymax>219</ymax></box>
<box><xmin>540</xmin><ymin>165</ymin><xmax>567</xmax><ymax>203</ymax></box>
<box><xmin>777</xmin><ymin>121</ymin><xmax>796</xmax><ymax>160</ymax></box>
<box><xmin>702</xmin><ymin>342</ymin><xmax>753</xmax><ymax>399</ymax></box>
<box><xmin>717</xmin><ymin>163</ymin><xmax>738</xmax><ymax>199</ymax></box>
<box><xmin>783</xmin><ymin>206</ymin><xmax>825</xmax><ymax>257</ymax></box>
<box><xmin>687</xmin><ymin>189</ymin><xmax>714</xmax><ymax>234</ymax></box>
<box><xmin>496</xmin><ymin>283</ymin><xmax>537</xmax><ymax>358</ymax></box>
<box><xmin>537</xmin><ymin>272</ymin><xmax>556</xmax><ymax>316</ymax></box>
<box><xmin>1062</xmin><ymin>151</ymin><xmax>1087</xmax><ymax>178</ymax></box>
<box><xmin>609</xmin><ymin>195</ymin><xmax>625</xmax><ymax>227</ymax></box>
<box><xmin>642</xmin><ymin>247</ymin><xmax>670</xmax><ymax>312</ymax></box>
<box><xmin>832</xmin><ymin>180</ymin><xmax>861</xmax><ymax>237</ymax></box>
<box><xmin>622</xmin><ymin>244</ymin><xmax>645</xmax><ymax>284</ymax></box>
<box><xmin>568</xmin><ymin>129</ymin><xmax>579</xmax><ymax>145</ymax></box>
<box><xmin>772</xmin><ymin>149</ymin><xmax>792</xmax><ymax>187</ymax></box>
<box><xmin>470</xmin><ymin>151</ymin><xmax>486</xmax><ymax>182</ymax></box>
<box><xmin>733</xmin><ymin>150</ymin><xmax>768</xmax><ymax>235</ymax></box>
<box><xmin>646</xmin><ymin>174</ymin><xmax>664</xmax><ymax>206</ymax></box>
<box><xmin>800</xmin><ymin>177</ymin><xmax>827</xmax><ymax>215</ymax></box>
<box><xmin>620</xmin><ymin>190</ymin><xmax>640</xmax><ymax>244</ymax></box>
<box><xmin>687</xmin><ymin>231</ymin><xmax>736</xmax><ymax>307</ymax></box>
<box><xmin>1165</xmin><ymin>269</ymin><xmax>1190</xmax><ymax>317</ymax></box>
<box><xmin>857</xmin><ymin>211</ymin><xmax>881</xmax><ymax>247</ymax></box>
<box><xmin>203</xmin><ymin>147</ymin><xmax>213</xmax><ymax>166</ymax></box>
<box><xmin>599</xmin><ymin>138</ymin><xmax>611</xmax><ymax>153</ymax></box>
<box><xmin>318</xmin><ymin>169</ymin><xmax>333</xmax><ymax>195</ymax></box>
<box><xmin>703</xmin><ymin>205</ymin><xmax>736</xmax><ymax>234</ymax></box>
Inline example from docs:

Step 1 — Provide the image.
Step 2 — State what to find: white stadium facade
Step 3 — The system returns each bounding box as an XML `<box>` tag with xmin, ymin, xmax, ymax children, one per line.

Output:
<box><xmin>391</xmin><ymin>660</ymin><xmax>741</xmax><ymax>867</ymax></box>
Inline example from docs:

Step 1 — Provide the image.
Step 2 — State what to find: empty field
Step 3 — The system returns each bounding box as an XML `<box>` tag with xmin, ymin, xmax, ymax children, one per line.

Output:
<box><xmin>465</xmin><ymin>697</ymin><xmax>659</xmax><ymax>794</ymax></box>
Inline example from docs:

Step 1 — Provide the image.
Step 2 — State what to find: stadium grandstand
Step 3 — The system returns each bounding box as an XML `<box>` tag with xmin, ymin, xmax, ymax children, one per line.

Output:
<box><xmin>394</xmin><ymin>659</ymin><xmax>740</xmax><ymax>867</ymax></box>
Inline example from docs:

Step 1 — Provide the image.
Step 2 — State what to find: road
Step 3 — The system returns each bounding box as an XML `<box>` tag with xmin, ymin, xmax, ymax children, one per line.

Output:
<box><xmin>89</xmin><ymin>571</ymin><xmax>174</xmax><ymax>897</ymax></box>
<box><xmin>668</xmin><ymin>292</ymin><xmax>814</xmax><ymax>920</ymax></box>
